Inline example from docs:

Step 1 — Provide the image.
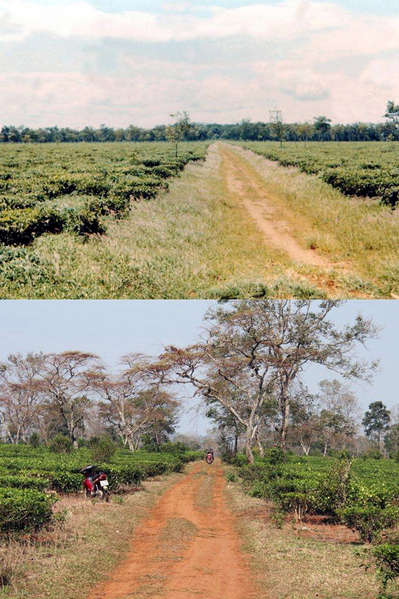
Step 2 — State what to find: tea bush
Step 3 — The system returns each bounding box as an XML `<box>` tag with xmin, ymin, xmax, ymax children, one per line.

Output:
<box><xmin>0</xmin><ymin>142</ymin><xmax>209</xmax><ymax>246</ymax></box>
<box><xmin>238</xmin><ymin>142</ymin><xmax>399</xmax><ymax>207</ymax></box>
<box><xmin>0</xmin><ymin>443</ymin><xmax>202</xmax><ymax>533</ymax></box>
<box><xmin>0</xmin><ymin>487</ymin><xmax>56</xmax><ymax>533</ymax></box>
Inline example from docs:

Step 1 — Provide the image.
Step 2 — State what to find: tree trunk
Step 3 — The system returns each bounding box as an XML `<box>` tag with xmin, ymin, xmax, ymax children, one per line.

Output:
<box><xmin>233</xmin><ymin>434</ymin><xmax>238</xmax><ymax>456</ymax></box>
<box><xmin>323</xmin><ymin>439</ymin><xmax>328</xmax><ymax>456</ymax></box>
<box><xmin>245</xmin><ymin>431</ymin><xmax>255</xmax><ymax>464</ymax></box>
<box><xmin>279</xmin><ymin>390</ymin><xmax>290</xmax><ymax>452</ymax></box>
<box><xmin>256</xmin><ymin>431</ymin><xmax>265</xmax><ymax>457</ymax></box>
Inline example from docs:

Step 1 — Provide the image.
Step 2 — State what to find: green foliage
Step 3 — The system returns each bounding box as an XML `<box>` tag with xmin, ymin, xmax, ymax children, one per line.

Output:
<box><xmin>239</xmin><ymin>142</ymin><xmax>399</xmax><ymax>207</ymax></box>
<box><xmin>372</xmin><ymin>541</ymin><xmax>399</xmax><ymax>596</ymax></box>
<box><xmin>226</xmin><ymin>472</ymin><xmax>236</xmax><ymax>482</ymax></box>
<box><xmin>29</xmin><ymin>433</ymin><xmax>41</xmax><ymax>448</ymax></box>
<box><xmin>49</xmin><ymin>434</ymin><xmax>73</xmax><ymax>454</ymax></box>
<box><xmin>0</xmin><ymin>246</ymin><xmax>55</xmax><ymax>287</ymax></box>
<box><xmin>339</xmin><ymin>506</ymin><xmax>399</xmax><ymax>543</ymax></box>
<box><xmin>229</xmin><ymin>453</ymin><xmax>399</xmax><ymax>538</ymax></box>
<box><xmin>89</xmin><ymin>436</ymin><xmax>116</xmax><ymax>463</ymax></box>
<box><xmin>0</xmin><ymin>487</ymin><xmax>56</xmax><ymax>533</ymax></box>
<box><xmin>0</xmin><ymin>142</ymin><xmax>208</xmax><ymax>247</ymax></box>
<box><xmin>265</xmin><ymin>447</ymin><xmax>287</xmax><ymax>466</ymax></box>
<box><xmin>0</xmin><ymin>443</ymin><xmax>201</xmax><ymax>532</ymax></box>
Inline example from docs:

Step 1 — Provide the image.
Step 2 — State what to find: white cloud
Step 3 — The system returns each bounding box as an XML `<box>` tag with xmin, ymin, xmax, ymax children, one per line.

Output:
<box><xmin>0</xmin><ymin>0</ymin><xmax>398</xmax><ymax>125</ymax></box>
<box><xmin>0</xmin><ymin>0</ymin><xmax>380</xmax><ymax>43</ymax></box>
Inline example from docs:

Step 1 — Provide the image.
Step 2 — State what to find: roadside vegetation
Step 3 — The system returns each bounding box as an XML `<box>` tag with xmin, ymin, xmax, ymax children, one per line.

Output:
<box><xmin>0</xmin><ymin>464</ymin><xmax>185</xmax><ymax>599</ymax></box>
<box><xmin>226</xmin><ymin>451</ymin><xmax>398</xmax><ymax>598</ymax></box>
<box><xmin>238</xmin><ymin>141</ymin><xmax>399</xmax><ymax>207</ymax></box>
<box><xmin>227</xmin><ymin>470</ymin><xmax>380</xmax><ymax>599</ymax></box>
<box><xmin>222</xmin><ymin>144</ymin><xmax>399</xmax><ymax>297</ymax></box>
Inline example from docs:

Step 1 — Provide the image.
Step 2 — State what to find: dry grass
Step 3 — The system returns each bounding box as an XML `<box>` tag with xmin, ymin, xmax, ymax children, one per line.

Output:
<box><xmin>227</xmin><ymin>144</ymin><xmax>399</xmax><ymax>297</ymax></box>
<box><xmin>0</xmin><ymin>474</ymin><xmax>182</xmax><ymax>599</ymax></box>
<box><xmin>4</xmin><ymin>146</ymin><xmax>325</xmax><ymax>299</ymax></box>
<box><xmin>226</xmin><ymin>480</ymin><xmax>380</xmax><ymax>599</ymax></box>
<box><xmin>194</xmin><ymin>468</ymin><xmax>215</xmax><ymax>511</ymax></box>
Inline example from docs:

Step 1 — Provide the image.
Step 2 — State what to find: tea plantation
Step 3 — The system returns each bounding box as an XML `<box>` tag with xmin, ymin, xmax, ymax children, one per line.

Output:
<box><xmin>238</xmin><ymin>142</ymin><xmax>399</xmax><ymax>207</ymax></box>
<box><xmin>230</xmin><ymin>452</ymin><xmax>399</xmax><ymax>542</ymax></box>
<box><xmin>0</xmin><ymin>444</ymin><xmax>200</xmax><ymax>533</ymax></box>
<box><xmin>0</xmin><ymin>142</ymin><xmax>208</xmax><ymax>245</ymax></box>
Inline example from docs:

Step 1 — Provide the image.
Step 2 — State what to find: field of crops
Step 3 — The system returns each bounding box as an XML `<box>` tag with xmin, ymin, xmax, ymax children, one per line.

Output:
<box><xmin>0</xmin><ymin>444</ymin><xmax>200</xmax><ymax>534</ymax></box>
<box><xmin>0</xmin><ymin>142</ymin><xmax>208</xmax><ymax>246</ymax></box>
<box><xmin>238</xmin><ymin>142</ymin><xmax>399</xmax><ymax>207</ymax></box>
<box><xmin>231</xmin><ymin>452</ymin><xmax>399</xmax><ymax>542</ymax></box>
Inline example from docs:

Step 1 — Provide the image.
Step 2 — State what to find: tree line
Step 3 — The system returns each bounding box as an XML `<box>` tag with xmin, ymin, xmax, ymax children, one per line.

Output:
<box><xmin>1</xmin><ymin>101</ymin><xmax>398</xmax><ymax>144</ymax></box>
<box><xmin>1</xmin><ymin>301</ymin><xmax>397</xmax><ymax>462</ymax></box>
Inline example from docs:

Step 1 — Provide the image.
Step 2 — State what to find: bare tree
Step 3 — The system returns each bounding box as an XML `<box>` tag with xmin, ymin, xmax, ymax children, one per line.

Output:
<box><xmin>158</xmin><ymin>300</ymin><xmax>378</xmax><ymax>463</ymax></box>
<box><xmin>0</xmin><ymin>353</ymin><xmax>45</xmax><ymax>443</ymax></box>
<box><xmin>92</xmin><ymin>353</ymin><xmax>178</xmax><ymax>451</ymax></box>
<box><xmin>38</xmin><ymin>352</ymin><xmax>101</xmax><ymax>447</ymax></box>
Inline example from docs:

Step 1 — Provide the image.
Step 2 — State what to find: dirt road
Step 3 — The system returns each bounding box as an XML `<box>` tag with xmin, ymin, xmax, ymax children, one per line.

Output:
<box><xmin>89</xmin><ymin>461</ymin><xmax>254</xmax><ymax>599</ymax></box>
<box><xmin>217</xmin><ymin>143</ymin><xmax>334</xmax><ymax>269</ymax></box>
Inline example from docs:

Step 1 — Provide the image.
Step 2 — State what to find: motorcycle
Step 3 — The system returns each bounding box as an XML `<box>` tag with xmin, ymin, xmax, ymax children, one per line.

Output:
<box><xmin>206</xmin><ymin>452</ymin><xmax>214</xmax><ymax>465</ymax></box>
<box><xmin>82</xmin><ymin>465</ymin><xmax>110</xmax><ymax>502</ymax></box>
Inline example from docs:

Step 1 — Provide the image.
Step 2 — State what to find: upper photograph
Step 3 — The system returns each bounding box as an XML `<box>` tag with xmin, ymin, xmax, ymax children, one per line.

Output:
<box><xmin>0</xmin><ymin>0</ymin><xmax>398</xmax><ymax>300</ymax></box>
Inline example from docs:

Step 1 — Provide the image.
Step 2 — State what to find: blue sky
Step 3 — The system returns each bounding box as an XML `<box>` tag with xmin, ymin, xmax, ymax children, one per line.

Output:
<box><xmin>0</xmin><ymin>300</ymin><xmax>397</xmax><ymax>435</ymax></box>
<box><xmin>0</xmin><ymin>0</ymin><xmax>397</xmax><ymax>127</ymax></box>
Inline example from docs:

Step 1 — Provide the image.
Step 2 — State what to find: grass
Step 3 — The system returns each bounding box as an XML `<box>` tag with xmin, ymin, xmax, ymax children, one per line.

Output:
<box><xmin>226</xmin><ymin>478</ymin><xmax>381</xmax><ymax>599</ymax></box>
<box><xmin>227</xmin><ymin>144</ymin><xmax>399</xmax><ymax>297</ymax></box>
<box><xmin>0</xmin><ymin>145</ymin><xmax>326</xmax><ymax>299</ymax></box>
<box><xmin>2</xmin><ymin>141</ymin><xmax>397</xmax><ymax>298</ymax></box>
<box><xmin>0</xmin><ymin>473</ymin><xmax>182</xmax><ymax>599</ymax></box>
<box><xmin>194</xmin><ymin>468</ymin><xmax>215</xmax><ymax>511</ymax></box>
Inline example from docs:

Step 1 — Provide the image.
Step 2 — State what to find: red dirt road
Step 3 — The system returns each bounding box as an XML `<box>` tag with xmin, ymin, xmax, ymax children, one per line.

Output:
<box><xmin>89</xmin><ymin>460</ymin><xmax>255</xmax><ymax>599</ymax></box>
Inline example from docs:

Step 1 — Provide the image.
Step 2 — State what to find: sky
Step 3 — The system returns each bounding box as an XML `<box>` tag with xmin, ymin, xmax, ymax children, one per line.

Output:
<box><xmin>0</xmin><ymin>0</ymin><xmax>398</xmax><ymax>127</ymax></box>
<box><xmin>0</xmin><ymin>300</ymin><xmax>397</xmax><ymax>435</ymax></box>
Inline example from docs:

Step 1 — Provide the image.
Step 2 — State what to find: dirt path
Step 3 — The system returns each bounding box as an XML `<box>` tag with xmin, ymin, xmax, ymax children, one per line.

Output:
<box><xmin>217</xmin><ymin>142</ymin><xmax>334</xmax><ymax>270</ymax></box>
<box><xmin>89</xmin><ymin>461</ymin><xmax>255</xmax><ymax>599</ymax></box>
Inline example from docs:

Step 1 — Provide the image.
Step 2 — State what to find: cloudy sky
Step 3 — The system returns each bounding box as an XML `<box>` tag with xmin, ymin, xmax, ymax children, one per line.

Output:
<box><xmin>0</xmin><ymin>0</ymin><xmax>398</xmax><ymax>127</ymax></box>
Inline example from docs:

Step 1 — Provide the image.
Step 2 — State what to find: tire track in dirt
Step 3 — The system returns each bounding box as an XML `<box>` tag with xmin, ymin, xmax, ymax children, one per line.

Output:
<box><xmin>89</xmin><ymin>461</ymin><xmax>255</xmax><ymax>599</ymax></box>
<box><xmin>218</xmin><ymin>143</ymin><xmax>333</xmax><ymax>269</ymax></box>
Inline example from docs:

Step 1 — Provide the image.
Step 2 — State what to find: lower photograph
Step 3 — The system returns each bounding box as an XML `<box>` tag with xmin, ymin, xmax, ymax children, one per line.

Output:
<box><xmin>0</xmin><ymin>299</ymin><xmax>398</xmax><ymax>599</ymax></box>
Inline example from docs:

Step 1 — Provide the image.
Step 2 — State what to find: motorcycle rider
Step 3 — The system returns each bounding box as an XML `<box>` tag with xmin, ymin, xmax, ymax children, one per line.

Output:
<box><xmin>205</xmin><ymin>448</ymin><xmax>215</xmax><ymax>461</ymax></box>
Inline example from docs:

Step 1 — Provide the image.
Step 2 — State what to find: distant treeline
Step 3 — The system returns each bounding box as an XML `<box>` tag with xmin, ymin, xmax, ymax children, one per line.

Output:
<box><xmin>0</xmin><ymin>120</ymin><xmax>397</xmax><ymax>144</ymax></box>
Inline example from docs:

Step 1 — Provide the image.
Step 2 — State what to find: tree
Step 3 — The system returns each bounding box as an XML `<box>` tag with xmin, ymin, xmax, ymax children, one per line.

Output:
<box><xmin>165</xmin><ymin>111</ymin><xmax>191</xmax><ymax>157</ymax></box>
<box><xmin>318</xmin><ymin>379</ymin><xmax>360</xmax><ymax>455</ymax></box>
<box><xmin>362</xmin><ymin>401</ymin><xmax>391</xmax><ymax>451</ymax></box>
<box><xmin>314</xmin><ymin>116</ymin><xmax>332</xmax><ymax>141</ymax></box>
<box><xmin>385</xmin><ymin>423</ymin><xmax>399</xmax><ymax>457</ymax></box>
<box><xmin>0</xmin><ymin>353</ymin><xmax>45</xmax><ymax>443</ymax></box>
<box><xmin>38</xmin><ymin>352</ymin><xmax>101</xmax><ymax>447</ymax></box>
<box><xmin>93</xmin><ymin>353</ymin><xmax>178</xmax><ymax>451</ymax></box>
<box><xmin>158</xmin><ymin>300</ymin><xmax>378</xmax><ymax>463</ymax></box>
<box><xmin>384</xmin><ymin>101</ymin><xmax>399</xmax><ymax>139</ymax></box>
<box><xmin>296</xmin><ymin>122</ymin><xmax>314</xmax><ymax>146</ymax></box>
<box><xmin>269</xmin><ymin>108</ymin><xmax>284</xmax><ymax>147</ymax></box>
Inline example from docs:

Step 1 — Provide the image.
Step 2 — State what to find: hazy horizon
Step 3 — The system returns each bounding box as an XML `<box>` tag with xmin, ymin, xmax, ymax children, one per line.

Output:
<box><xmin>0</xmin><ymin>0</ymin><xmax>398</xmax><ymax>128</ymax></box>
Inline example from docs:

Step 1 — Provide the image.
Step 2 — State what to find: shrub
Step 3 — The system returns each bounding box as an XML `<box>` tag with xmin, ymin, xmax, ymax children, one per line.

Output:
<box><xmin>49</xmin><ymin>435</ymin><xmax>73</xmax><ymax>454</ymax></box>
<box><xmin>339</xmin><ymin>505</ymin><xmax>399</xmax><ymax>543</ymax></box>
<box><xmin>0</xmin><ymin>488</ymin><xmax>56</xmax><ymax>533</ymax></box>
<box><xmin>89</xmin><ymin>437</ymin><xmax>116</xmax><ymax>463</ymax></box>
<box><xmin>372</xmin><ymin>542</ymin><xmax>399</xmax><ymax>596</ymax></box>
<box><xmin>0</xmin><ymin>475</ymin><xmax>50</xmax><ymax>491</ymax></box>
<box><xmin>29</xmin><ymin>433</ymin><xmax>41</xmax><ymax>448</ymax></box>
<box><xmin>0</xmin><ymin>206</ymin><xmax>64</xmax><ymax>245</ymax></box>
<box><xmin>50</xmin><ymin>471</ymin><xmax>81</xmax><ymax>493</ymax></box>
<box><xmin>265</xmin><ymin>447</ymin><xmax>287</xmax><ymax>465</ymax></box>
<box><xmin>0</xmin><ymin>246</ymin><xmax>55</xmax><ymax>286</ymax></box>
